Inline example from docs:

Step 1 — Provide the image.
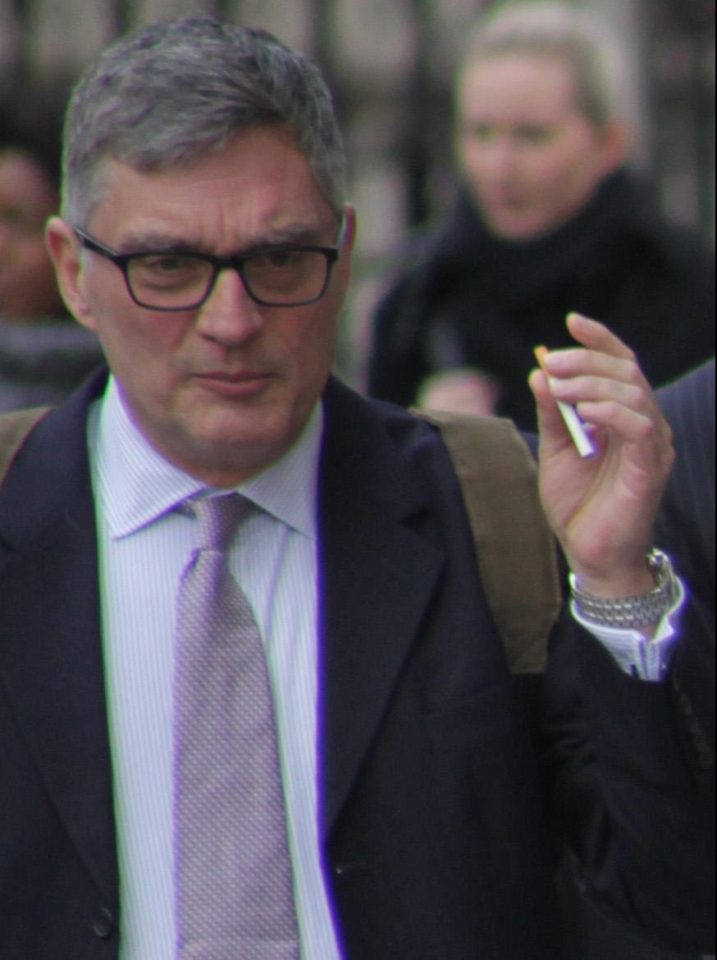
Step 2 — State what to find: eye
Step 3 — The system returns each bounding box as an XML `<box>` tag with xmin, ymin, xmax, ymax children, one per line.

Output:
<box><xmin>465</xmin><ymin>122</ymin><xmax>496</xmax><ymax>142</ymax></box>
<box><xmin>244</xmin><ymin>246</ymin><xmax>327</xmax><ymax>299</ymax></box>
<box><xmin>261</xmin><ymin>248</ymin><xmax>307</xmax><ymax>270</ymax></box>
<box><xmin>142</xmin><ymin>254</ymin><xmax>195</xmax><ymax>273</ymax></box>
<box><xmin>131</xmin><ymin>254</ymin><xmax>208</xmax><ymax>289</ymax></box>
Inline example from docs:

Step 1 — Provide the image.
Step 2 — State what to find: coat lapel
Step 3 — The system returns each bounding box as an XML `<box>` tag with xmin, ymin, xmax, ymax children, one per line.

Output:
<box><xmin>0</xmin><ymin>375</ymin><xmax>446</xmax><ymax>888</ymax></box>
<box><xmin>317</xmin><ymin>383</ymin><xmax>445</xmax><ymax>835</ymax></box>
<box><xmin>0</xmin><ymin>375</ymin><xmax>118</xmax><ymax>904</ymax></box>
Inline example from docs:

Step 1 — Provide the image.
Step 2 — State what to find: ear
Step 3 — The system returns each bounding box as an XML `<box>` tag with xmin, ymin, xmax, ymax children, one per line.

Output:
<box><xmin>45</xmin><ymin>217</ymin><xmax>99</xmax><ymax>332</ymax></box>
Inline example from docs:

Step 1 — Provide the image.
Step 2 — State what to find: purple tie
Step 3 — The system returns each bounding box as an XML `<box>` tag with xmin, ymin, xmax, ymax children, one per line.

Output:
<box><xmin>173</xmin><ymin>494</ymin><xmax>300</xmax><ymax>958</ymax></box>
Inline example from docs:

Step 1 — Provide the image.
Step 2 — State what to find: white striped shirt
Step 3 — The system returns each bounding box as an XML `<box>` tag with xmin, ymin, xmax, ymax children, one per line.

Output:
<box><xmin>90</xmin><ymin>377</ymin><xmax>341</xmax><ymax>959</ymax></box>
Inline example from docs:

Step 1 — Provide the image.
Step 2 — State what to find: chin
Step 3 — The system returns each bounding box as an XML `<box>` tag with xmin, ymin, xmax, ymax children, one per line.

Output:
<box><xmin>486</xmin><ymin>212</ymin><xmax>546</xmax><ymax>242</ymax></box>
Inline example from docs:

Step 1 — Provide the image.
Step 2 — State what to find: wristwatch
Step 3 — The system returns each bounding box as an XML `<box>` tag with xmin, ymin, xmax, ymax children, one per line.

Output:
<box><xmin>571</xmin><ymin>548</ymin><xmax>680</xmax><ymax>630</ymax></box>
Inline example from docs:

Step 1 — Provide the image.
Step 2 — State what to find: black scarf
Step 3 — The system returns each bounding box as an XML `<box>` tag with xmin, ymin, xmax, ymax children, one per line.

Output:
<box><xmin>377</xmin><ymin>168</ymin><xmax>701</xmax><ymax>429</ymax></box>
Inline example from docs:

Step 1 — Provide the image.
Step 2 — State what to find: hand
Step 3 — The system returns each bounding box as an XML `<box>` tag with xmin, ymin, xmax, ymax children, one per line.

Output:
<box><xmin>528</xmin><ymin>314</ymin><xmax>674</xmax><ymax>598</ymax></box>
<box><xmin>416</xmin><ymin>368</ymin><xmax>500</xmax><ymax>417</ymax></box>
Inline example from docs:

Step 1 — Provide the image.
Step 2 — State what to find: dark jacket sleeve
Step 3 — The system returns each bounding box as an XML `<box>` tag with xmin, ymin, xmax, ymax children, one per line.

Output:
<box><xmin>544</xmin><ymin>603</ymin><xmax>715</xmax><ymax>955</ymax></box>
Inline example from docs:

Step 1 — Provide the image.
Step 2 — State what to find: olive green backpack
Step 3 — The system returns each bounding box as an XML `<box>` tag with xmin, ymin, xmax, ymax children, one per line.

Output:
<box><xmin>0</xmin><ymin>406</ymin><xmax>561</xmax><ymax>674</ymax></box>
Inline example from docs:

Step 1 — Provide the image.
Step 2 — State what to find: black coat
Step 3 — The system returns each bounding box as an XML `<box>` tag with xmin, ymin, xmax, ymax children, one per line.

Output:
<box><xmin>0</xmin><ymin>373</ymin><xmax>714</xmax><ymax>958</ymax></box>
<box><xmin>656</xmin><ymin>358</ymin><xmax>715</xmax><ymax>607</ymax></box>
<box><xmin>369</xmin><ymin>170</ymin><xmax>715</xmax><ymax>431</ymax></box>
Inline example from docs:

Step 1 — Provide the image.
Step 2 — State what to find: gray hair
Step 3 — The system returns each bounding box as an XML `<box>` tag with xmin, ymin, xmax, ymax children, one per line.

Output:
<box><xmin>61</xmin><ymin>17</ymin><xmax>347</xmax><ymax>223</ymax></box>
<box><xmin>459</xmin><ymin>2</ymin><xmax>630</xmax><ymax>128</ymax></box>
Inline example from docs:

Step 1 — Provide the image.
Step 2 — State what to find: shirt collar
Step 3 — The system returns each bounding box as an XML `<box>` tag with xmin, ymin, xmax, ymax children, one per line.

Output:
<box><xmin>91</xmin><ymin>376</ymin><xmax>322</xmax><ymax>542</ymax></box>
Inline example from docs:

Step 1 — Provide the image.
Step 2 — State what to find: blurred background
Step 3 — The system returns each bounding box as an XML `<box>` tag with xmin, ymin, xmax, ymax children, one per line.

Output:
<box><xmin>1</xmin><ymin>0</ymin><xmax>714</xmax><ymax>386</ymax></box>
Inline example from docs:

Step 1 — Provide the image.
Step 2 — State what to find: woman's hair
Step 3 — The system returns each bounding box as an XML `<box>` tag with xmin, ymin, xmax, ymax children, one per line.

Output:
<box><xmin>61</xmin><ymin>17</ymin><xmax>347</xmax><ymax>224</ymax></box>
<box><xmin>460</xmin><ymin>2</ymin><xmax>630</xmax><ymax>127</ymax></box>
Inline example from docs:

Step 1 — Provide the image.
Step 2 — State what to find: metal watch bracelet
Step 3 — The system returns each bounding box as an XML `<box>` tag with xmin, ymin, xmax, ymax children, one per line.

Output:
<box><xmin>571</xmin><ymin>548</ymin><xmax>680</xmax><ymax>630</ymax></box>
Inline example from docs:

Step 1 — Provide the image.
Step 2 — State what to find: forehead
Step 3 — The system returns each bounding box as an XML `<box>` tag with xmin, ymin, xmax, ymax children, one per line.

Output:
<box><xmin>458</xmin><ymin>53</ymin><xmax>580</xmax><ymax>121</ymax></box>
<box><xmin>87</xmin><ymin>126</ymin><xmax>332</xmax><ymax>245</ymax></box>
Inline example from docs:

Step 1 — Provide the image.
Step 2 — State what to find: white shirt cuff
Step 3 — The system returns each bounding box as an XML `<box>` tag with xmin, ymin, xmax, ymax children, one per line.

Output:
<box><xmin>570</xmin><ymin>576</ymin><xmax>686</xmax><ymax>681</ymax></box>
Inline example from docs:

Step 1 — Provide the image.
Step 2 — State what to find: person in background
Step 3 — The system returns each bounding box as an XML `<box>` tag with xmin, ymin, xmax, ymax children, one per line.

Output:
<box><xmin>0</xmin><ymin>79</ymin><xmax>103</xmax><ymax>411</ymax></box>
<box><xmin>367</xmin><ymin>1</ymin><xmax>714</xmax><ymax>430</ymax></box>
<box><xmin>0</xmin><ymin>18</ymin><xmax>713</xmax><ymax>960</ymax></box>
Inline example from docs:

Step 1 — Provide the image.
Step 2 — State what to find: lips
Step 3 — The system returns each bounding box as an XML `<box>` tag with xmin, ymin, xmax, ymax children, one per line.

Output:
<box><xmin>199</xmin><ymin>370</ymin><xmax>265</xmax><ymax>382</ymax></box>
<box><xmin>192</xmin><ymin>369</ymin><xmax>274</xmax><ymax>397</ymax></box>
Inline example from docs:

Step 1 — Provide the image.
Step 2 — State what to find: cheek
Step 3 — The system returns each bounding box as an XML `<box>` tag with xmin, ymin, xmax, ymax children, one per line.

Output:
<box><xmin>537</xmin><ymin>131</ymin><xmax>604</xmax><ymax>192</ymax></box>
<box><xmin>282</xmin><ymin>309</ymin><xmax>337</xmax><ymax>388</ymax></box>
<box><xmin>518</xmin><ymin>146</ymin><xmax>571</xmax><ymax>190</ymax></box>
<box><xmin>86</xmin><ymin>293</ymin><xmax>181</xmax><ymax>382</ymax></box>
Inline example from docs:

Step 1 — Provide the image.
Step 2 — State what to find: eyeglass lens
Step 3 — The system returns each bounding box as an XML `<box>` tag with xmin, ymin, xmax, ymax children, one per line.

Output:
<box><xmin>126</xmin><ymin>248</ymin><xmax>331</xmax><ymax>309</ymax></box>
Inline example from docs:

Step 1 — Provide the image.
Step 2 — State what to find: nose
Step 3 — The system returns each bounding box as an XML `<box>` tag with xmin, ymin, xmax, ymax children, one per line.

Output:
<box><xmin>195</xmin><ymin>266</ymin><xmax>265</xmax><ymax>345</ymax></box>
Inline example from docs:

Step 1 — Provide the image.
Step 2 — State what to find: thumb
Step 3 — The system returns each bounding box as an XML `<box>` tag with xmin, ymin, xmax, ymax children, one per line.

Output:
<box><xmin>528</xmin><ymin>367</ymin><xmax>571</xmax><ymax>453</ymax></box>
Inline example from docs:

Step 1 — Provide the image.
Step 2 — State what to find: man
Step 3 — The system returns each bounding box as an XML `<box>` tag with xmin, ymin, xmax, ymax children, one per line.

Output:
<box><xmin>0</xmin><ymin>18</ymin><xmax>713</xmax><ymax>960</ymax></box>
<box><xmin>368</xmin><ymin>1</ymin><xmax>714</xmax><ymax>429</ymax></box>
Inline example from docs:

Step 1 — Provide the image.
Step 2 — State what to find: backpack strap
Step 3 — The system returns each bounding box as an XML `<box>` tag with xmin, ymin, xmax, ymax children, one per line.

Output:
<box><xmin>417</xmin><ymin>410</ymin><xmax>562</xmax><ymax>675</ymax></box>
<box><xmin>0</xmin><ymin>407</ymin><xmax>51</xmax><ymax>488</ymax></box>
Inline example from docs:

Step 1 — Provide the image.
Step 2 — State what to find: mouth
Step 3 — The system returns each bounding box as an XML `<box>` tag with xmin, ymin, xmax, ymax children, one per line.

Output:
<box><xmin>489</xmin><ymin>190</ymin><xmax>530</xmax><ymax>209</ymax></box>
<box><xmin>192</xmin><ymin>369</ymin><xmax>275</xmax><ymax>398</ymax></box>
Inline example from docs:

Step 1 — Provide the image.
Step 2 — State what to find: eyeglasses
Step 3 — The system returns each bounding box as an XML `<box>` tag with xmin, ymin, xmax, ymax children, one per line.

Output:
<box><xmin>73</xmin><ymin>220</ymin><xmax>345</xmax><ymax>311</ymax></box>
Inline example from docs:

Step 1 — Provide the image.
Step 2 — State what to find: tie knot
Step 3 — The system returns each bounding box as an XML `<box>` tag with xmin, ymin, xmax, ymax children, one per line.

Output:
<box><xmin>188</xmin><ymin>493</ymin><xmax>249</xmax><ymax>552</ymax></box>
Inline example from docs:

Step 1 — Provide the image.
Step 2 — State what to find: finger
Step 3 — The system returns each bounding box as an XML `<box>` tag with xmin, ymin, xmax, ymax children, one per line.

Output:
<box><xmin>575</xmin><ymin>396</ymin><xmax>673</xmax><ymax>460</ymax></box>
<box><xmin>541</xmin><ymin>315</ymin><xmax>643</xmax><ymax>394</ymax></box>
<box><xmin>572</xmin><ymin>398</ymin><xmax>656</xmax><ymax>444</ymax></box>
<box><xmin>549</xmin><ymin>367</ymin><xmax>668</xmax><ymax>443</ymax></box>
<box><xmin>548</xmin><ymin>366</ymin><xmax>670</xmax><ymax>446</ymax></box>
<box><xmin>549</xmin><ymin>374</ymin><xmax>650</xmax><ymax>416</ymax></box>
<box><xmin>543</xmin><ymin>350</ymin><xmax>642</xmax><ymax>391</ymax></box>
<box><xmin>541</xmin><ymin>321</ymin><xmax>654</xmax><ymax>409</ymax></box>
<box><xmin>529</xmin><ymin>367</ymin><xmax>558</xmax><ymax>420</ymax></box>
<box><xmin>565</xmin><ymin>312</ymin><xmax>639</xmax><ymax>361</ymax></box>
<box><xmin>529</xmin><ymin>367</ymin><xmax>587</xmax><ymax>454</ymax></box>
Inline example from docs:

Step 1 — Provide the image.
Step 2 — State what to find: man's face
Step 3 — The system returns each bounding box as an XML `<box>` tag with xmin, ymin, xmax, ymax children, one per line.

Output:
<box><xmin>456</xmin><ymin>54</ymin><xmax>623</xmax><ymax>240</ymax></box>
<box><xmin>0</xmin><ymin>149</ymin><xmax>62</xmax><ymax>320</ymax></box>
<box><xmin>48</xmin><ymin>126</ymin><xmax>354</xmax><ymax>487</ymax></box>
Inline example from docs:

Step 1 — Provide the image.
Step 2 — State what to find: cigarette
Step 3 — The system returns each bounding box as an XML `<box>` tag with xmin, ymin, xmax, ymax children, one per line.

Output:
<box><xmin>534</xmin><ymin>345</ymin><xmax>596</xmax><ymax>458</ymax></box>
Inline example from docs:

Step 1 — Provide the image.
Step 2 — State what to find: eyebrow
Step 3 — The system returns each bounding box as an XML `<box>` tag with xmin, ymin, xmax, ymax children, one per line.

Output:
<box><xmin>116</xmin><ymin>222</ymin><xmax>335</xmax><ymax>255</ymax></box>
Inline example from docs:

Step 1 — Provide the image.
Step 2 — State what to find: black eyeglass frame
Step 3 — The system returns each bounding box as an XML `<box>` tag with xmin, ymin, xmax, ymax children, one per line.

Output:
<box><xmin>72</xmin><ymin>220</ymin><xmax>345</xmax><ymax>311</ymax></box>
